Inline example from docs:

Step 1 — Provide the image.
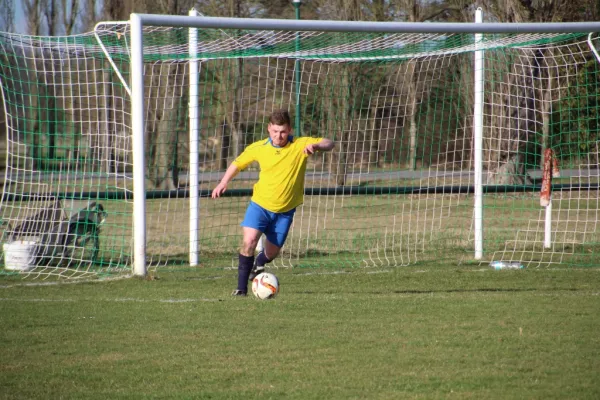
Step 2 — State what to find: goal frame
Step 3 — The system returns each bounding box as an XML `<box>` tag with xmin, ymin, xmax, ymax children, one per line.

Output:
<box><xmin>129</xmin><ymin>11</ymin><xmax>600</xmax><ymax>276</ymax></box>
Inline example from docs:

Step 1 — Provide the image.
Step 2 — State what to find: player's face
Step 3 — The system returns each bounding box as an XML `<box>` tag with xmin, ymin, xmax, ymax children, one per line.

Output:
<box><xmin>268</xmin><ymin>123</ymin><xmax>292</xmax><ymax>147</ymax></box>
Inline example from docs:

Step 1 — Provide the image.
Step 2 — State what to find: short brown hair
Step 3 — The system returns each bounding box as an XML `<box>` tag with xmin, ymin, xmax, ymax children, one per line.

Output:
<box><xmin>269</xmin><ymin>109</ymin><xmax>291</xmax><ymax>127</ymax></box>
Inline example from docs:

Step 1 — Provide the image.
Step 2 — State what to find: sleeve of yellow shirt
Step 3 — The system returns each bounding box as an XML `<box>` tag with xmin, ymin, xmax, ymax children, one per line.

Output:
<box><xmin>232</xmin><ymin>140</ymin><xmax>262</xmax><ymax>170</ymax></box>
<box><xmin>296</xmin><ymin>136</ymin><xmax>324</xmax><ymax>149</ymax></box>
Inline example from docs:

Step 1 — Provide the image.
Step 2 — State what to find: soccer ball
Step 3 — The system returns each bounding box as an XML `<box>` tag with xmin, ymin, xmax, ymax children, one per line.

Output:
<box><xmin>251</xmin><ymin>272</ymin><xmax>279</xmax><ymax>299</ymax></box>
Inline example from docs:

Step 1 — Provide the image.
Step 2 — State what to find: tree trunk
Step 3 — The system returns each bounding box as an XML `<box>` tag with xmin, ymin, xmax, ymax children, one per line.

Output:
<box><xmin>27</xmin><ymin>82</ymin><xmax>39</xmax><ymax>171</ymax></box>
<box><xmin>229</xmin><ymin>59</ymin><xmax>244</xmax><ymax>157</ymax></box>
<box><xmin>488</xmin><ymin>153</ymin><xmax>529</xmax><ymax>185</ymax></box>
<box><xmin>219</xmin><ymin>118</ymin><xmax>230</xmax><ymax>170</ymax></box>
<box><xmin>326</xmin><ymin>64</ymin><xmax>351</xmax><ymax>187</ymax></box>
<box><xmin>101</xmin><ymin>62</ymin><xmax>115</xmax><ymax>174</ymax></box>
<box><xmin>486</xmin><ymin>48</ymin><xmax>540</xmax><ymax>185</ymax></box>
<box><xmin>406</xmin><ymin>61</ymin><xmax>419</xmax><ymax>170</ymax></box>
<box><xmin>539</xmin><ymin>50</ymin><xmax>555</xmax><ymax>170</ymax></box>
<box><xmin>146</xmin><ymin>63</ymin><xmax>182</xmax><ymax>190</ymax></box>
<box><xmin>369</xmin><ymin>103</ymin><xmax>380</xmax><ymax>168</ymax></box>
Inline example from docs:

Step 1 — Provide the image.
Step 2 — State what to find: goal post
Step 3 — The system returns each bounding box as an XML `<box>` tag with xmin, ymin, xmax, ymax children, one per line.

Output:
<box><xmin>2</xmin><ymin>14</ymin><xmax>600</xmax><ymax>279</ymax></box>
<box><xmin>188</xmin><ymin>8</ymin><xmax>200</xmax><ymax>267</ymax></box>
<box><xmin>473</xmin><ymin>7</ymin><xmax>484</xmax><ymax>260</ymax></box>
<box><xmin>128</xmin><ymin>13</ymin><xmax>600</xmax><ymax>275</ymax></box>
<box><xmin>130</xmin><ymin>14</ymin><xmax>146</xmax><ymax>277</ymax></box>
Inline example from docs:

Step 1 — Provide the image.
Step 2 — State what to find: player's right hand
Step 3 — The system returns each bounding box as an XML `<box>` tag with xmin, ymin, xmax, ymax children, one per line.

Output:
<box><xmin>211</xmin><ymin>183</ymin><xmax>227</xmax><ymax>198</ymax></box>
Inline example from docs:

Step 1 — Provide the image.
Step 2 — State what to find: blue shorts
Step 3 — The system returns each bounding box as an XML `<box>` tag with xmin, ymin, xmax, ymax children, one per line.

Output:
<box><xmin>240</xmin><ymin>201</ymin><xmax>296</xmax><ymax>248</ymax></box>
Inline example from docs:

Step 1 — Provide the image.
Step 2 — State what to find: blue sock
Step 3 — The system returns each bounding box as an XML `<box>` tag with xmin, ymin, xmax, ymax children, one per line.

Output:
<box><xmin>237</xmin><ymin>253</ymin><xmax>254</xmax><ymax>292</ymax></box>
<box><xmin>255</xmin><ymin>251</ymin><xmax>272</xmax><ymax>267</ymax></box>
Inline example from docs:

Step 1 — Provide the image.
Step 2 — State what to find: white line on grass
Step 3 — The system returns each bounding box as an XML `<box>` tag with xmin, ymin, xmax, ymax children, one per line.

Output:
<box><xmin>0</xmin><ymin>297</ymin><xmax>222</xmax><ymax>303</ymax></box>
<box><xmin>0</xmin><ymin>298</ymin><xmax>76</xmax><ymax>302</ymax></box>
<box><xmin>0</xmin><ymin>274</ymin><xmax>132</xmax><ymax>289</ymax></box>
<box><xmin>295</xmin><ymin>270</ymin><xmax>350</xmax><ymax>276</ymax></box>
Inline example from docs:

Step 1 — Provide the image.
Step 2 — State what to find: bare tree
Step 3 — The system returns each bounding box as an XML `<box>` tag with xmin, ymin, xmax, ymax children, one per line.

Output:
<box><xmin>42</xmin><ymin>0</ymin><xmax>60</xmax><ymax>162</ymax></box>
<box><xmin>399</xmin><ymin>1</ymin><xmax>472</xmax><ymax>170</ymax></box>
<box><xmin>0</xmin><ymin>0</ymin><xmax>14</xmax><ymax>150</ymax></box>
<box><xmin>61</xmin><ymin>0</ymin><xmax>80</xmax><ymax>34</ymax></box>
<box><xmin>311</xmin><ymin>0</ymin><xmax>367</xmax><ymax>186</ymax></box>
<box><xmin>22</xmin><ymin>0</ymin><xmax>46</xmax><ymax>170</ymax></box>
<box><xmin>108</xmin><ymin>0</ymin><xmax>195</xmax><ymax>189</ymax></box>
<box><xmin>477</xmin><ymin>0</ymin><xmax>590</xmax><ymax>184</ymax></box>
<box><xmin>196</xmin><ymin>0</ymin><xmax>267</xmax><ymax>170</ymax></box>
<box><xmin>145</xmin><ymin>0</ymin><xmax>192</xmax><ymax>189</ymax></box>
<box><xmin>80</xmin><ymin>0</ymin><xmax>102</xmax><ymax>30</ymax></box>
<box><xmin>103</xmin><ymin>0</ymin><xmax>135</xmax><ymax>20</ymax></box>
<box><xmin>0</xmin><ymin>0</ymin><xmax>14</xmax><ymax>32</ymax></box>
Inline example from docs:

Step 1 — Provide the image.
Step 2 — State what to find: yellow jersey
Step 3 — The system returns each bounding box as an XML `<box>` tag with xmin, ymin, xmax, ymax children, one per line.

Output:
<box><xmin>232</xmin><ymin>136</ymin><xmax>323</xmax><ymax>213</ymax></box>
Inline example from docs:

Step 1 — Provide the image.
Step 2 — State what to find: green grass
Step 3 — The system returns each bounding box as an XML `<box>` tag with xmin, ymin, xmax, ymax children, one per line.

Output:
<box><xmin>1</xmin><ymin>264</ymin><xmax>599</xmax><ymax>399</ymax></box>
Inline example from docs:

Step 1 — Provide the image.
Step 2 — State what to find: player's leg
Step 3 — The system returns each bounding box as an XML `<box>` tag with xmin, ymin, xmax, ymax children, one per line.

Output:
<box><xmin>233</xmin><ymin>202</ymin><xmax>269</xmax><ymax>296</ymax></box>
<box><xmin>240</xmin><ymin>226</ymin><xmax>263</xmax><ymax>256</ymax></box>
<box><xmin>260</xmin><ymin>238</ymin><xmax>281</xmax><ymax>263</ymax></box>
<box><xmin>233</xmin><ymin>227</ymin><xmax>263</xmax><ymax>296</ymax></box>
<box><xmin>249</xmin><ymin>238</ymin><xmax>281</xmax><ymax>280</ymax></box>
<box><xmin>250</xmin><ymin>207</ymin><xmax>295</xmax><ymax>280</ymax></box>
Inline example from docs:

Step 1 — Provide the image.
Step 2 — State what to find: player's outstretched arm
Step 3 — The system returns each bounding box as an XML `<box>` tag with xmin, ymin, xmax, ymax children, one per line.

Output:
<box><xmin>212</xmin><ymin>163</ymin><xmax>240</xmax><ymax>198</ymax></box>
<box><xmin>303</xmin><ymin>138</ymin><xmax>335</xmax><ymax>155</ymax></box>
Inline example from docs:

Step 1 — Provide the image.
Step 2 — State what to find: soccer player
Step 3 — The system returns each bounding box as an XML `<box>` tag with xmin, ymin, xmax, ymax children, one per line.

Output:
<box><xmin>211</xmin><ymin>109</ymin><xmax>335</xmax><ymax>296</ymax></box>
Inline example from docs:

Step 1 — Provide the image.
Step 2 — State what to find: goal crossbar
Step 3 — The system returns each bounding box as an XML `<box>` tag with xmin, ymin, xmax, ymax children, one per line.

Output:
<box><xmin>132</xmin><ymin>14</ymin><xmax>600</xmax><ymax>34</ymax></box>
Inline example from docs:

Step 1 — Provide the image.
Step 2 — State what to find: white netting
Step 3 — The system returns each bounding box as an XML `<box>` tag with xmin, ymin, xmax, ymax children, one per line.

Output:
<box><xmin>1</xmin><ymin>25</ymin><xmax>599</xmax><ymax>279</ymax></box>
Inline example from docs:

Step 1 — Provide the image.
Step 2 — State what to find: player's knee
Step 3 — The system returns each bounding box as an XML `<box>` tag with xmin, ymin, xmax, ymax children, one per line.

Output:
<box><xmin>241</xmin><ymin>239</ymin><xmax>260</xmax><ymax>255</ymax></box>
<box><xmin>240</xmin><ymin>245</ymin><xmax>254</xmax><ymax>257</ymax></box>
<box><xmin>264</xmin><ymin>249</ymin><xmax>279</xmax><ymax>260</ymax></box>
<box><xmin>263</xmin><ymin>243</ymin><xmax>281</xmax><ymax>260</ymax></box>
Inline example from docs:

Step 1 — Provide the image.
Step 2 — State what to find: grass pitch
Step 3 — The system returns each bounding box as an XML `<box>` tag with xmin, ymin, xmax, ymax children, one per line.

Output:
<box><xmin>1</xmin><ymin>264</ymin><xmax>599</xmax><ymax>399</ymax></box>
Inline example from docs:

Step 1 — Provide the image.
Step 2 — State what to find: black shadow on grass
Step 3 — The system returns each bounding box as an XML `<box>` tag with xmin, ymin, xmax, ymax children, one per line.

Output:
<box><xmin>295</xmin><ymin>287</ymin><xmax>581</xmax><ymax>295</ymax></box>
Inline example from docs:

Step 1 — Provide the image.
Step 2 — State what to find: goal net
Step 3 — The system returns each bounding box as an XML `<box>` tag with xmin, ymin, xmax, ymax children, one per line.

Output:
<box><xmin>1</xmin><ymin>18</ymin><xmax>600</xmax><ymax>278</ymax></box>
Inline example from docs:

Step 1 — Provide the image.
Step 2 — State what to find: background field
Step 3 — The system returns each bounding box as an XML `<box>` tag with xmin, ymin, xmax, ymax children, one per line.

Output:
<box><xmin>1</xmin><ymin>264</ymin><xmax>599</xmax><ymax>399</ymax></box>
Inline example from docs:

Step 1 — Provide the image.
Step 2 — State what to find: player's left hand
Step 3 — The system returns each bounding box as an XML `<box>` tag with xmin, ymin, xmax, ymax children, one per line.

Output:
<box><xmin>303</xmin><ymin>144</ymin><xmax>318</xmax><ymax>155</ymax></box>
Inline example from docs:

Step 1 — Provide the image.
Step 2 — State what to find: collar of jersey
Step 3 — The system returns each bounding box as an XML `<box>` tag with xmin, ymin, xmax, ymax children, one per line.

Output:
<box><xmin>266</xmin><ymin>135</ymin><xmax>294</xmax><ymax>148</ymax></box>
